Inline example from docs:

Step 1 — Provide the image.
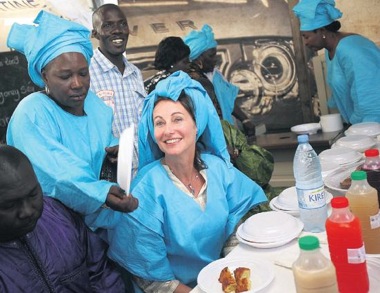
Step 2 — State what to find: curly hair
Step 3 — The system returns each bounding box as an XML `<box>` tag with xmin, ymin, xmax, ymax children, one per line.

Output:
<box><xmin>153</xmin><ymin>37</ymin><xmax>190</xmax><ymax>71</ymax></box>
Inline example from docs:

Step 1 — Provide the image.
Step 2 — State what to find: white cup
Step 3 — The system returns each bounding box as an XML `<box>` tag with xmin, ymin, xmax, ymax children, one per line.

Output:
<box><xmin>319</xmin><ymin>114</ymin><xmax>343</xmax><ymax>133</ymax></box>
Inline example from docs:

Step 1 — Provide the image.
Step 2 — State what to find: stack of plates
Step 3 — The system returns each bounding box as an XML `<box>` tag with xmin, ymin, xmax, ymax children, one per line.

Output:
<box><xmin>333</xmin><ymin>135</ymin><xmax>376</xmax><ymax>153</ymax></box>
<box><xmin>345</xmin><ymin>122</ymin><xmax>380</xmax><ymax>138</ymax></box>
<box><xmin>269</xmin><ymin>186</ymin><xmax>333</xmax><ymax>217</ymax></box>
<box><xmin>236</xmin><ymin>211</ymin><xmax>304</xmax><ymax>248</ymax></box>
<box><xmin>319</xmin><ymin>147</ymin><xmax>363</xmax><ymax>172</ymax></box>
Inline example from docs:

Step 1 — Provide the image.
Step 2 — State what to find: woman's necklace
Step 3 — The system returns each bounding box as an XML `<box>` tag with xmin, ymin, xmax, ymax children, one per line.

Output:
<box><xmin>167</xmin><ymin>163</ymin><xmax>199</xmax><ymax>195</ymax></box>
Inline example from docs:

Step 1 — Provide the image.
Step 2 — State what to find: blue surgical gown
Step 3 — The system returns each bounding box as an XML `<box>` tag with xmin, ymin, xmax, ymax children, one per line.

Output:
<box><xmin>326</xmin><ymin>35</ymin><xmax>380</xmax><ymax>124</ymax></box>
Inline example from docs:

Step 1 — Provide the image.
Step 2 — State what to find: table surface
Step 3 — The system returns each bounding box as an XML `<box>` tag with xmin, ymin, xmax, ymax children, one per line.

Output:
<box><xmin>254</xmin><ymin>130</ymin><xmax>344</xmax><ymax>150</ymax></box>
<box><xmin>191</xmin><ymin>231</ymin><xmax>380</xmax><ymax>293</ymax></box>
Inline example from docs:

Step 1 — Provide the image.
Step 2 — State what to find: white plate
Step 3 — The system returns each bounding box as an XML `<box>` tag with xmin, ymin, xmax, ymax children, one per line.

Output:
<box><xmin>319</xmin><ymin>147</ymin><xmax>363</xmax><ymax>166</ymax></box>
<box><xmin>241</xmin><ymin>211</ymin><xmax>300</xmax><ymax>243</ymax></box>
<box><xmin>345</xmin><ymin>122</ymin><xmax>380</xmax><ymax>137</ymax></box>
<box><xmin>291</xmin><ymin>123</ymin><xmax>321</xmax><ymax>135</ymax></box>
<box><xmin>324</xmin><ymin>164</ymin><xmax>362</xmax><ymax>193</ymax></box>
<box><xmin>269</xmin><ymin>198</ymin><xmax>300</xmax><ymax>217</ymax></box>
<box><xmin>236</xmin><ymin>222</ymin><xmax>303</xmax><ymax>248</ymax></box>
<box><xmin>197</xmin><ymin>257</ymin><xmax>275</xmax><ymax>293</ymax></box>
<box><xmin>117</xmin><ymin>125</ymin><xmax>134</xmax><ymax>193</ymax></box>
<box><xmin>334</xmin><ymin>135</ymin><xmax>376</xmax><ymax>153</ymax></box>
<box><xmin>270</xmin><ymin>188</ymin><xmax>333</xmax><ymax>216</ymax></box>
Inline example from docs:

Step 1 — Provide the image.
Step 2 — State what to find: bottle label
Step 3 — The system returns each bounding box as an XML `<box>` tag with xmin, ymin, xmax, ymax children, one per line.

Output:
<box><xmin>347</xmin><ymin>245</ymin><xmax>366</xmax><ymax>264</ymax></box>
<box><xmin>370</xmin><ymin>210</ymin><xmax>380</xmax><ymax>229</ymax></box>
<box><xmin>297</xmin><ymin>186</ymin><xmax>326</xmax><ymax>209</ymax></box>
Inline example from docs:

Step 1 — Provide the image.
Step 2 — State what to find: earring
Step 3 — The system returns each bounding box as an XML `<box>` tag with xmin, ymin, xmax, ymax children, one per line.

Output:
<box><xmin>45</xmin><ymin>85</ymin><xmax>50</xmax><ymax>95</ymax></box>
<box><xmin>322</xmin><ymin>35</ymin><xmax>326</xmax><ymax>39</ymax></box>
<box><xmin>170</xmin><ymin>65</ymin><xmax>174</xmax><ymax>69</ymax></box>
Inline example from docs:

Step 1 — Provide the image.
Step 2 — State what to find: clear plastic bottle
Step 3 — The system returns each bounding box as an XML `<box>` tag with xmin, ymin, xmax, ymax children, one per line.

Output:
<box><xmin>362</xmin><ymin>148</ymin><xmax>380</xmax><ymax>206</ymax></box>
<box><xmin>325</xmin><ymin>196</ymin><xmax>369</xmax><ymax>293</ymax></box>
<box><xmin>293</xmin><ymin>134</ymin><xmax>327</xmax><ymax>232</ymax></box>
<box><xmin>362</xmin><ymin>149</ymin><xmax>380</xmax><ymax>170</ymax></box>
<box><xmin>292</xmin><ymin>235</ymin><xmax>338</xmax><ymax>293</ymax></box>
<box><xmin>346</xmin><ymin>171</ymin><xmax>380</xmax><ymax>254</ymax></box>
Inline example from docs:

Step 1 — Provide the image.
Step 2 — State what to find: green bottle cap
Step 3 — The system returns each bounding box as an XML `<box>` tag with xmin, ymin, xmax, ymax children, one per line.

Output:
<box><xmin>298</xmin><ymin>235</ymin><xmax>319</xmax><ymax>250</ymax></box>
<box><xmin>351</xmin><ymin>170</ymin><xmax>367</xmax><ymax>180</ymax></box>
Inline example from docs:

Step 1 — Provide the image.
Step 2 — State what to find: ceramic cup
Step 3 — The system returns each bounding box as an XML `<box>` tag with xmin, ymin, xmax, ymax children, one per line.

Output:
<box><xmin>319</xmin><ymin>114</ymin><xmax>343</xmax><ymax>133</ymax></box>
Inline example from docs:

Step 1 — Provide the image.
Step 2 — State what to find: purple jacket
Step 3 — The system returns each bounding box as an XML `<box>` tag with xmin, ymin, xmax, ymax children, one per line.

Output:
<box><xmin>0</xmin><ymin>197</ymin><xmax>125</xmax><ymax>293</ymax></box>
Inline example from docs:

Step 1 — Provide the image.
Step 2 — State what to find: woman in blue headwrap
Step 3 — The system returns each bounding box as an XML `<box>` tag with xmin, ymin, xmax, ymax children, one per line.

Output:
<box><xmin>293</xmin><ymin>0</ymin><xmax>380</xmax><ymax>124</ymax></box>
<box><xmin>105</xmin><ymin>71</ymin><xmax>267</xmax><ymax>293</ymax></box>
<box><xmin>6</xmin><ymin>11</ymin><xmax>138</xmax><ymax>226</ymax></box>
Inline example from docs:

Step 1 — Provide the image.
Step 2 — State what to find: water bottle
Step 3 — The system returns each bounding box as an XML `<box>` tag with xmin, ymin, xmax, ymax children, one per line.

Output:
<box><xmin>292</xmin><ymin>235</ymin><xmax>338</xmax><ymax>293</ymax></box>
<box><xmin>325</xmin><ymin>197</ymin><xmax>369</xmax><ymax>293</ymax></box>
<box><xmin>293</xmin><ymin>134</ymin><xmax>327</xmax><ymax>232</ymax></box>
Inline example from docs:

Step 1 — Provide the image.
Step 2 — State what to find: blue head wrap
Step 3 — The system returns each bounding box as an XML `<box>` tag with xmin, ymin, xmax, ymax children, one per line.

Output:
<box><xmin>138</xmin><ymin>71</ymin><xmax>230</xmax><ymax>169</ymax></box>
<box><xmin>293</xmin><ymin>0</ymin><xmax>343</xmax><ymax>31</ymax></box>
<box><xmin>183</xmin><ymin>24</ymin><xmax>218</xmax><ymax>61</ymax></box>
<box><xmin>7</xmin><ymin>10</ymin><xmax>93</xmax><ymax>88</ymax></box>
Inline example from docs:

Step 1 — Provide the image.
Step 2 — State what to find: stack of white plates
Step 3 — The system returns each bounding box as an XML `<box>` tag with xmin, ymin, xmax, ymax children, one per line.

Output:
<box><xmin>319</xmin><ymin>146</ymin><xmax>363</xmax><ymax>172</ymax></box>
<box><xmin>236</xmin><ymin>211</ymin><xmax>304</xmax><ymax>248</ymax></box>
<box><xmin>333</xmin><ymin>135</ymin><xmax>376</xmax><ymax>153</ymax></box>
<box><xmin>269</xmin><ymin>186</ymin><xmax>333</xmax><ymax>217</ymax></box>
<box><xmin>345</xmin><ymin>122</ymin><xmax>380</xmax><ymax>137</ymax></box>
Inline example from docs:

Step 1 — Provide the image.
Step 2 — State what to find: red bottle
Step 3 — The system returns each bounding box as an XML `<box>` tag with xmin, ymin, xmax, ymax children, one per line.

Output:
<box><xmin>325</xmin><ymin>197</ymin><xmax>369</xmax><ymax>293</ymax></box>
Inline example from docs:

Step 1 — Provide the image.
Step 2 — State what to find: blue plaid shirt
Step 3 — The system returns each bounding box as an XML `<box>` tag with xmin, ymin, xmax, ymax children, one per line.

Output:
<box><xmin>90</xmin><ymin>49</ymin><xmax>146</xmax><ymax>177</ymax></box>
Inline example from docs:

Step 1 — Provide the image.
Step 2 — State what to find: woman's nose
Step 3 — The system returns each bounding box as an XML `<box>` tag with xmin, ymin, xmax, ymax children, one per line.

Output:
<box><xmin>71</xmin><ymin>75</ymin><xmax>83</xmax><ymax>89</ymax></box>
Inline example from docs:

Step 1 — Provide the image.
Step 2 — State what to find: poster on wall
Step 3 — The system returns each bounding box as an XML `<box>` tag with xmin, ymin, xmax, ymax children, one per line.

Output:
<box><xmin>120</xmin><ymin>0</ymin><xmax>305</xmax><ymax>132</ymax></box>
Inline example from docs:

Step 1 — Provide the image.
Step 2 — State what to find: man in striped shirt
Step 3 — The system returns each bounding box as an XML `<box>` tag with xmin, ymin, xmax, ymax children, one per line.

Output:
<box><xmin>90</xmin><ymin>4</ymin><xmax>146</xmax><ymax>177</ymax></box>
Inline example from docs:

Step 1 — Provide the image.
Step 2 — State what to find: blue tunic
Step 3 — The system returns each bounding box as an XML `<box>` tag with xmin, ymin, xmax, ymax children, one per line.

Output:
<box><xmin>106</xmin><ymin>154</ymin><xmax>267</xmax><ymax>286</ymax></box>
<box><xmin>6</xmin><ymin>91</ymin><xmax>118</xmax><ymax>216</ymax></box>
<box><xmin>212</xmin><ymin>70</ymin><xmax>239</xmax><ymax>124</ymax></box>
<box><xmin>326</xmin><ymin>35</ymin><xmax>380</xmax><ymax>124</ymax></box>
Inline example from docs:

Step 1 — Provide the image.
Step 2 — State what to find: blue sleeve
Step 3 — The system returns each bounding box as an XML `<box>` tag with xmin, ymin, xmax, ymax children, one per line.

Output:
<box><xmin>338</xmin><ymin>37</ymin><xmax>380</xmax><ymax>123</ymax></box>
<box><xmin>225</xmin><ymin>166</ymin><xmax>267</xmax><ymax>236</ymax></box>
<box><xmin>6</xmin><ymin>96</ymin><xmax>113</xmax><ymax>215</ymax></box>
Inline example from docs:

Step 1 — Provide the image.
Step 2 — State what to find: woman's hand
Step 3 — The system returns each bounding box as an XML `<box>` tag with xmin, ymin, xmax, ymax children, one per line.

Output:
<box><xmin>105</xmin><ymin>145</ymin><xmax>119</xmax><ymax>164</ymax></box>
<box><xmin>106</xmin><ymin>185</ymin><xmax>138</xmax><ymax>213</ymax></box>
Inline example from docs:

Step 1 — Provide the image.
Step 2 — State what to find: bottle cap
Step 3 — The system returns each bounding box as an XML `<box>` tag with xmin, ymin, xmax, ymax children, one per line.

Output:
<box><xmin>364</xmin><ymin>149</ymin><xmax>379</xmax><ymax>157</ymax></box>
<box><xmin>298</xmin><ymin>235</ymin><xmax>319</xmax><ymax>250</ymax></box>
<box><xmin>331</xmin><ymin>197</ymin><xmax>349</xmax><ymax>208</ymax></box>
<box><xmin>297</xmin><ymin>134</ymin><xmax>309</xmax><ymax>143</ymax></box>
<box><xmin>351</xmin><ymin>170</ymin><xmax>367</xmax><ymax>180</ymax></box>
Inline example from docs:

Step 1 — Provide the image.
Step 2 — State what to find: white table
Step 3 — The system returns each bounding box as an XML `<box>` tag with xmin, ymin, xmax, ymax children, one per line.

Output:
<box><xmin>191</xmin><ymin>232</ymin><xmax>380</xmax><ymax>293</ymax></box>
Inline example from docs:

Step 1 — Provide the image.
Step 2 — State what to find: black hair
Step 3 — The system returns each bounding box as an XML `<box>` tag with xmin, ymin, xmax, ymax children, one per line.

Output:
<box><xmin>92</xmin><ymin>3</ymin><xmax>125</xmax><ymax>30</ymax></box>
<box><xmin>324</xmin><ymin>21</ymin><xmax>341</xmax><ymax>32</ymax></box>
<box><xmin>0</xmin><ymin>145</ymin><xmax>32</xmax><ymax>184</ymax></box>
<box><xmin>154</xmin><ymin>91</ymin><xmax>207</xmax><ymax>171</ymax></box>
<box><xmin>153</xmin><ymin>37</ymin><xmax>190</xmax><ymax>71</ymax></box>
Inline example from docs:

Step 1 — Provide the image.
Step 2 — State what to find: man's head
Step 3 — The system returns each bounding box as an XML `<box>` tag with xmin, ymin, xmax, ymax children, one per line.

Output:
<box><xmin>0</xmin><ymin>146</ymin><xmax>43</xmax><ymax>242</ymax></box>
<box><xmin>92</xmin><ymin>4</ymin><xmax>129</xmax><ymax>59</ymax></box>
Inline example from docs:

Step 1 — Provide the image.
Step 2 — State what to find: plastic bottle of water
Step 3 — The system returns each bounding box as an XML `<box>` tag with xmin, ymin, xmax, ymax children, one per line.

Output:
<box><xmin>293</xmin><ymin>134</ymin><xmax>327</xmax><ymax>232</ymax></box>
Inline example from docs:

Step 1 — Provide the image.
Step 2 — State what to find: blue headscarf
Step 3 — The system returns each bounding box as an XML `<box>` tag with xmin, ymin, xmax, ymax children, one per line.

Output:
<box><xmin>183</xmin><ymin>24</ymin><xmax>218</xmax><ymax>61</ymax></box>
<box><xmin>293</xmin><ymin>0</ymin><xmax>343</xmax><ymax>31</ymax></box>
<box><xmin>138</xmin><ymin>71</ymin><xmax>230</xmax><ymax>169</ymax></box>
<box><xmin>7</xmin><ymin>10</ymin><xmax>93</xmax><ymax>88</ymax></box>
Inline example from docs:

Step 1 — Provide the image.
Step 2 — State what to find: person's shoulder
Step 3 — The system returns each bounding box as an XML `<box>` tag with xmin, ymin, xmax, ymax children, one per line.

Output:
<box><xmin>13</xmin><ymin>92</ymin><xmax>51</xmax><ymax>113</ymax></box>
<box><xmin>201</xmin><ymin>153</ymin><xmax>228</xmax><ymax>168</ymax></box>
<box><xmin>339</xmin><ymin>34</ymin><xmax>379</xmax><ymax>54</ymax></box>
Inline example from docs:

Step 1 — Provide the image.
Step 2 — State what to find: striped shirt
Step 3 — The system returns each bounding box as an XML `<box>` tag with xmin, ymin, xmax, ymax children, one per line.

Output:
<box><xmin>90</xmin><ymin>49</ymin><xmax>146</xmax><ymax>177</ymax></box>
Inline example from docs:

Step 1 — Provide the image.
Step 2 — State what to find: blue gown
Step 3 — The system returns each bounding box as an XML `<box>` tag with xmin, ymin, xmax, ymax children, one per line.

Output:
<box><xmin>106</xmin><ymin>154</ymin><xmax>267</xmax><ymax>286</ymax></box>
<box><xmin>212</xmin><ymin>70</ymin><xmax>239</xmax><ymax>124</ymax></box>
<box><xmin>326</xmin><ymin>35</ymin><xmax>380</xmax><ymax>124</ymax></box>
<box><xmin>6</xmin><ymin>91</ymin><xmax>119</xmax><ymax>216</ymax></box>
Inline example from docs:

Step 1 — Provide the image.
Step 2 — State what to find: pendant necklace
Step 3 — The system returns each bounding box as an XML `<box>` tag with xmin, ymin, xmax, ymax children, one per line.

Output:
<box><xmin>167</xmin><ymin>163</ymin><xmax>199</xmax><ymax>195</ymax></box>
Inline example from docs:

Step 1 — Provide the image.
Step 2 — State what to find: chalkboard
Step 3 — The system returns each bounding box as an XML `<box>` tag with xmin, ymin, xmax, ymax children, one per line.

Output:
<box><xmin>0</xmin><ymin>51</ymin><xmax>41</xmax><ymax>143</ymax></box>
